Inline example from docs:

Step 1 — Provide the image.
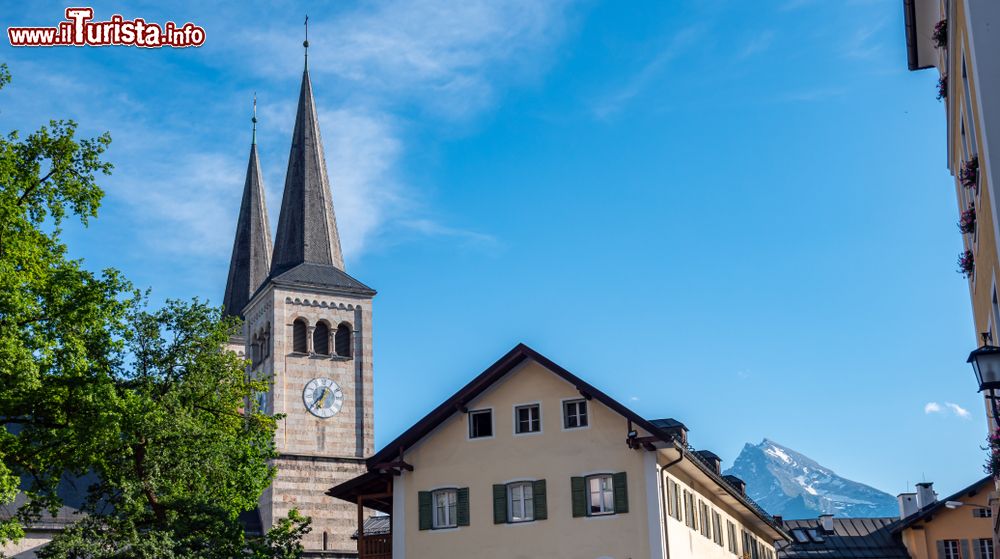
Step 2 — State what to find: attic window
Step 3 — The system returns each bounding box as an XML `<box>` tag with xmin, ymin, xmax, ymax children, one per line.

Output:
<box><xmin>807</xmin><ymin>529</ymin><xmax>824</xmax><ymax>543</ymax></box>
<box><xmin>792</xmin><ymin>529</ymin><xmax>809</xmax><ymax>544</ymax></box>
<box><xmin>469</xmin><ymin>409</ymin><xmax>493</xmax><ymax>439</ymax></box>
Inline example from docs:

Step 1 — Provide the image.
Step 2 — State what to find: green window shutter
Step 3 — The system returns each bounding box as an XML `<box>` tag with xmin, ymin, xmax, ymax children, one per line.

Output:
<box><xmin>533</xmin><ymin>479</ymin><xmax>548</xmax><ymax>520</ymax></box>
<box><xmin>418</xmin><ymin>491</ymin><xmax>432</xmax><ymax>530</ymax></box>
<box><xmin>493</xmin><ymin>484</ymin><xmax>508</xmax><ymax>524</ymax></box>
<box><xmin>571</xmin><ymin>476</ymin><xmax>587</xmax><ymax>517</ymax></box>
<box><xmin>962</xmin><ymin>540</ymin><xmax>971</xmax><ymax>559</ymax></box>
<box><xmin>936</xmin><ymin>541</ymin><xmax>946</xmax><ymax>559</ymax></box>
<box><xmin>973</xmin><ymin>539</ymin><xmax>983</xmax><ymax>559</ymax></box>
<box><xmin>613</xmin><ymin>472</ymin><xmax>629</xmax><ymax>514</ymax></box>
<box><xmin>456</xmin><ymin>487</ymin><xmax>470</xmax><ymax>526</ymax></box>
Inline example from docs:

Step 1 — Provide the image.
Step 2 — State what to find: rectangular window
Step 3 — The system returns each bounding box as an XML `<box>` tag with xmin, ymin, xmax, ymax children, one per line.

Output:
<box><xmin>507</xmin><ymin>482</ymin><xmax>534</xmax><ymax>522</ymax></box>
<box><xmin>713</xmin><ymin>510</ymin><xmax>723</xmax><ymax>546</ymax></box>
<box><xmin>515</xmin><ymin>404</ymin><xmax>541</xmax><ymax>434</ymax></box>
<box><xmin>728</xmin><ymin>520</ymin><xmax>739</xmax><ymax>554</ymax></box>
<box><xmin>469</xmin><ymin>409</ymin><xmax>493</xmax><ymax>439</ymax></box>
<box><xmin>672</xmin><ymin>480</ymin><xmax>682</xmax><ymax>520</ymax></box>
<box><xmin>432</xmin><ymin>489</ymin><xmax>457</xmax><ymax>529</ymax></box>
<box><xmin>943</xmin><ymin>540</ymin><xmax>961</xmax><ymax>559</ymax></box>
<box><xmin>683</xmin><ymin>490</ymin><xmax>698</xmax><ymax>529</ymax></box>
<box><xmin>666</xmin><ymin>478</ymin><xmax>681</xmax><ymax>520</ymax></box>
<box><xmin>563</xmin><ymin>399</ymin><xmax>588</xmax><ymax>428</ymax></box>
<box><xmin>699</xmin><ymin>500</ymin><xmax>711</xmax><ymax>538</ymax></box>
<box><xmin>975</xmin><ymin>507</ymin><xmax>993</xmax><ymax>518</ymax></box>
<box><xmin>588</xmin><ymin>475</ymin><xmax>614</xmax><ymax>515</ymax></box>
<box><xmin>980</xmin><ymin>538</ymin><xmax>994</xmax><ymax>559</ymax></box>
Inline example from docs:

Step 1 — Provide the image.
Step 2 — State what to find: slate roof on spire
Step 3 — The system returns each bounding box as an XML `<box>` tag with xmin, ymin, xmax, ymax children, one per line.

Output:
<box><xmin>222</xmin><ymin>142</ymin><xmax>273</xmax><ymax>318</ymax></box>
<box><xmin>270</xmin><ymin>68</ymin><xmax>345</xmax><ymax>276</ymax></box>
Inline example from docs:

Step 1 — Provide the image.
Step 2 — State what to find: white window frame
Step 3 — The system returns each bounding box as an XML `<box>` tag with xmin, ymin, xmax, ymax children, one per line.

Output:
<box><xmin>562</xmin><ymin>398</ymin><xmax>589</xmax><ymax>430</ymax></box>
<box><xmin>507</xmin><ymin>481</ymin><xmax>535</xmax><ymax>523</ymax></box>
<box><xmin>431</xmin><ymin>488</ymin><xmax>457</xmax><ymax>529</ymax></box>
<box><xmin>467</xmin><ymin>408</ymin><xmax>494</xmax><ymax>440</ymax></box>
<box><xmin>513</xmin><ymin>402</ymin><xmax>542</xmax><ymax>435</ymax></box>
<box><xmin>980</xmin><ymin>538</ymin><xmax>994</xmax><ymax>559</ymax></box>
<box><xmin>587</xmin><ymin>474</ymin><xmax>615</xmax><ymax>516</ymax></box>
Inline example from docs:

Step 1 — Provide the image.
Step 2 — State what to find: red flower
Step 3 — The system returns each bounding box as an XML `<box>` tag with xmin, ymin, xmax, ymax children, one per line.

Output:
<box><xmin>959</xmin><ymin>205</ymin><xmax>976</xmax><ymax>234</ymax></box>
<box><xmin>958</xmin><ymin>250</ymin><xmax>975</xmax><ymax>278</ymax></box>
<box><xmin>933</xmin><ymin>19</ymin><xmax>948</xmax><ymax>48</ymax></box>
<box><xmin>938</xmin><ymin>75</ymin><xmax>948</xmax><ymax>101</ymax></box>
<box><xmin>961</xmin><ymin>156</ymin><xmax>979</xmax><ymax>189</ymax></box>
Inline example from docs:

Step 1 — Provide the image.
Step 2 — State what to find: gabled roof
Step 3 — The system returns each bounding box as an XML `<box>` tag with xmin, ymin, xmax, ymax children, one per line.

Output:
<box><xmin>892</xmin><ymin>476</ymin><xmax>992</xmax><ymax>533</ymax></box>
<box><xmin>222</xmin><ymin>143</ymin><xmax>273</xmax><ymax>319</ymax></box>
<box><xmin>777</xmin><ymin>517</ymin><xmax>908</xmax><ymax>559</ymax></box>
<box><xmin>359</xmin><ymin>343</ymin><xmax>786</xmax><ymax>535</ymax></box>
<box><xmin>270</xmin><ymin>68</ymin><xmax>345</xmax><ymax>276</ymax></box>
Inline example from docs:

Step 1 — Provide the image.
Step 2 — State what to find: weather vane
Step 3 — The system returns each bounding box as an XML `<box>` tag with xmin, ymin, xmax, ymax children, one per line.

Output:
<box><xmin>304</xmin><ymin>15</ymin><xmax>309</xmax><ymax>68</ymax></box>
<box><xmin>251</xmin><ymin>92</ymin><xmax>257</xmax><ymax>144</ymax></box>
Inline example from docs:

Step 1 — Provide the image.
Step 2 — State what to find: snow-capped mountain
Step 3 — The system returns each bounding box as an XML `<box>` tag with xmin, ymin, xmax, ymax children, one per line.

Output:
<box><xmin>723</xmin><ymin>439</ymin><xmax>898</xmax><ymax>519</ymax></box>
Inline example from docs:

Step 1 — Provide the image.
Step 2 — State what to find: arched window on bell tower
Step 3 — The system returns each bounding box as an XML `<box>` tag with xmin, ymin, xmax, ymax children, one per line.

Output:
<box><xmin>292</xmin><ymin>318</ymin><xmax>308</xmax><ymax>353</ymax></box>
<box><xmin>313</xmin><ymin>321</ymin><xmax>330</xmax><ymax>355</ymax></box>
<box><xmin>335</xmin><ymin>322</ymin><xmax>352</xmax><ymax>358</ymax></box>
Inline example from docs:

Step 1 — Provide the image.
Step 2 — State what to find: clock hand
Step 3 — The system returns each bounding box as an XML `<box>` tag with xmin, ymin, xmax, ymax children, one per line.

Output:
<box><xmin>311</xmin><ymin>387</ymin><xmax>328</xmax><ymax>408</ymax></box>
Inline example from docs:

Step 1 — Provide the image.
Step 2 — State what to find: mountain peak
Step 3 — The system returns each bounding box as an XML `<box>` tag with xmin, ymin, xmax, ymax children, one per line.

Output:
<box><xmin>724</xmin><ymin>439</ymin><xmax>898</xmax><ymax>519</ymax></box>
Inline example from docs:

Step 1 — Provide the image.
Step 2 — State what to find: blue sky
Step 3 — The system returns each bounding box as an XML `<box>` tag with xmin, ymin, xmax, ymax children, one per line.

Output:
<box><xmin>0</xmin><ymin>0</ymin><xmax>984</xmax><ymax>499</ymax></box>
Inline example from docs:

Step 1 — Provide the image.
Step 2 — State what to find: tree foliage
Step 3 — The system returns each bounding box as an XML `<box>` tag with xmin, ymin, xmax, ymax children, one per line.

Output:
<box><xmin>0</xmin><ymin>64</ymin><xmax>309</xmax><ymax>558</ymax></box>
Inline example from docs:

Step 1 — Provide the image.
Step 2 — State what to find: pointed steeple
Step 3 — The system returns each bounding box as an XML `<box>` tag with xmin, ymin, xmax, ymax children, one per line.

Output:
<box><xmin>270</xmin><ymin>54</ymin><xmax>345</xmax><ymax>275</ymax></box>
<box><xmin>222</xmin><ymin>100</ymin><xmax>273</xmax><ymax>318</ymax></box>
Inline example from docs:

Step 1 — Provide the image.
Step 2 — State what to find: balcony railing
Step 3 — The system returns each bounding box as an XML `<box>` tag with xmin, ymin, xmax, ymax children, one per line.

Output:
<box><xmin>359</xmin><ymin>533</ymin><xmax>391</xmax><ymax>559</ymax></box>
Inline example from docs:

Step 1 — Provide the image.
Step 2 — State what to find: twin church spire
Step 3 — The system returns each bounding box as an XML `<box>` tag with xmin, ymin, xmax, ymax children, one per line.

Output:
<box><xmin>222</xmin><ymin>35</ymin><xmax>345</xmax><ymax>318</ymax></box>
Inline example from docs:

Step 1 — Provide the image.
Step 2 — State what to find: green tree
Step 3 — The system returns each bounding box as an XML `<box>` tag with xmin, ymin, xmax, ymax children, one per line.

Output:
<box><xmin>0</xmin><ymin>61</ymin><xmax>130</xmax><ymax>544</ymax></box>
<box><xmin>0</xmin><ymin>64</ymin><xmax>309</xmax><ymax>558</ymax></box>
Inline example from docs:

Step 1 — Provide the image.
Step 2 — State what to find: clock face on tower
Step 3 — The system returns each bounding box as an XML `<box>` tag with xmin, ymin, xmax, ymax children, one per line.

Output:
<box><xmin>303</xmin><ymin>377</ymin><xmax>344</xmax><ymax>418</ymax></box>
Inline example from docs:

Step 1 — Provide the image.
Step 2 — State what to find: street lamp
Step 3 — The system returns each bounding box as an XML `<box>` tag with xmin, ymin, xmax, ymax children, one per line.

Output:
<box><xmin>967</xmin><ymin>333</ymin><xmax>1000</xmax><ymax>418</ymax></box>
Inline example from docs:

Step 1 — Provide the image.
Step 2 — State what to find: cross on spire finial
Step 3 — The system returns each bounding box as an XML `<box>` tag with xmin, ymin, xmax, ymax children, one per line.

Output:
<box><xmin>251</xmin><ymin>92</ymin><xmax>257</xmax><ymax>145</ymax></box>
<box><xmin>303</xmin><ymin>15</ymin><xmax>309</xmax><ymax>69</ymax></box>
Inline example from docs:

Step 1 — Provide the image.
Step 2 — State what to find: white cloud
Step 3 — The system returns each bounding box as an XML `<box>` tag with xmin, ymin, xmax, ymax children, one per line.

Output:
<box><xmin>737</xmin><ymin>31</ymin><xmax>775</xmax><ymax>60</ymax></box>
<box><xmin>591</xmin><ymin>25</ymin><xmax>703</xmax><ymax>120</ymax></box>
<box><xmin>945</xmin><ymin>402</ymin><xmax>971</xmax><ymax>419</ymax></box>
<box><xmin>925</xmin><ymin>401</ymin><xmax>971</xmax><ymax>419</ymax></box>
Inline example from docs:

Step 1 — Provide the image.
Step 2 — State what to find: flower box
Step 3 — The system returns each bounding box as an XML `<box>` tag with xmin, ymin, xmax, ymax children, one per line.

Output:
<box><xmin>987</xmin><ymin>429</ymin><xmax>1000</xmax><ymax>479</ymax></box>
<box><xmin>937</xmin><ymin>75</ymin><xmax>948</xmax><ymax>101</ymax></box>
<box><xmin>933</xmin><ymin>19</ymin><xmax>948</xmax><ymax>48</ymax></box>
<box><xmin>959</xmin><ymin>205</ymin><xmax>976</xmax><ymax>234</ymax></box>
<box><xmin>961</xmin><ymin>156</ymin><xmax>979</xmax><ymax>189</ymax></box>
<box><xmin>959</xmin><ymin>249</ymin><xmax>975</xmax><ymax>278</ymax></box>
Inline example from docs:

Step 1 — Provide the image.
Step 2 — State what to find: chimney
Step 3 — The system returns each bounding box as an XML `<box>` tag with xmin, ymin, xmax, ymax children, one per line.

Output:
<box><xmin>724</xmin><ymin>475</ymin><xmax>746</xmax><ymax>496</ymax></box>
<box><xmin>819</xmin><ymin>514</ymin><xmax>834</xmax><ymax>534</ymax></box>
<box><xmin>897</xmin><ymin>493</ymin><xmax>918</xmax><ymax>518</ymax></box>
<box><xmin>916</xmin><ymin>482</ymin><xmax>937</xmax><ymax>509</ymax></box>
<box><xmin>695</xmin><ymin>450</ymin><xmax>722</xmax><ymax>474</ymax></box>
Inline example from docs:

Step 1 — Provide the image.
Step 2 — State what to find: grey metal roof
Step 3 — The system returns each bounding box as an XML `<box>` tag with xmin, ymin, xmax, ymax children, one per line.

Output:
<box><xmin>270</xmin><ymin>68</ymin><xmax>345</xmax><ymax>276</ymax></box>
<box><xmin>265</xmin><ymin>261</ymin><xmax>375</xmax><ymax>297</ymax></box>
<box><xmin>777</xmin><ymin>517</ymin><xmax>908</xmax><ymax>559</ymax></box>
<box><xmin>351</xmin><ymin>514</ymin><xmax>390</xmax><ymax>538</ymax></box>
<box><xmin>223</xmin><ymin>143</ymin><xmax>273</xmax><ymax>318</ymax></box>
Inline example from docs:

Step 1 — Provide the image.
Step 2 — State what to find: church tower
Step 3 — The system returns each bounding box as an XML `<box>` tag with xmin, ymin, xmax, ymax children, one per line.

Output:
<box><xmin>227</xmin><ymin>45</ymin><xmax>376</xmax><ymax>555</ymax></box>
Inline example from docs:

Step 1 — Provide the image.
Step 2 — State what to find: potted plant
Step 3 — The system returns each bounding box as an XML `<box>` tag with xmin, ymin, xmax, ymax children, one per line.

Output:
<box><xmin>959</xmin><ymin>205</ymin><xmax>976</xmax><ymax>234</ymax></box>
<box><xmin>933</xmin><ymin>19</ymin><xmax>948</xmax><ymax>48</ymax></box>
<box><xmin>937</xmin><ymin>75</ymin><xmax>948</xmax><ymax>101</ymax></box>
<box><xmin>986</xmin><ymin>429</ymin><xmax>1000</xmax><ymax>479</ymax></box>
<box><xmin>961</xmin><ymin>156</ymin><xmax>979</xmax><ymax>189</ymax></box>
<box><xmin>958</xmin><ymin>249</ymin><xmax>975</xmax><ymax>278</ymax></box>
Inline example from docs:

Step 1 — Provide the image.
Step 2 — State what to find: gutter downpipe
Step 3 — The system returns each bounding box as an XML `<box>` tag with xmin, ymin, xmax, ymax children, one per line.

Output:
<box><xmin>660</xmin><ymin>441</ymin><xmax>685</xmax><ymax>559</ymax></box>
